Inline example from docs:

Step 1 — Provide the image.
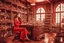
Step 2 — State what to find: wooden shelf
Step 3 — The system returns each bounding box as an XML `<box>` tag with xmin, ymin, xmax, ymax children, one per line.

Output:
<box><xmin>5</xmin><ymin>0</ymin><xmax>12</xmax><ymax>3</ymax></box>
<box><xmin>0</xmin><ymin>0</ymin><xmax>32</xmax><ymax>38</ymax></box>
<box><xmin>44</xmin><ymin>14</ymin><xmax>52</xmax><ymax>32</ymax></box>
<box><xmin>0</xmin><ymin>0</ymin><xmax>31</xmax><ymax>23</ymax></box>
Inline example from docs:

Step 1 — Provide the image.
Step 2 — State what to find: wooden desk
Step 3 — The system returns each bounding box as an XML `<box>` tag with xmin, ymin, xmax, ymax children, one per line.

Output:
<box><xmin>32</xmin><ymin>26</ymin><xmax>44</xmax><ymax>40</ymax></box>
<box><xmin>20</xmin><ymin>25</ymin><xmax>44</xmax><ymax>40</ymax></box>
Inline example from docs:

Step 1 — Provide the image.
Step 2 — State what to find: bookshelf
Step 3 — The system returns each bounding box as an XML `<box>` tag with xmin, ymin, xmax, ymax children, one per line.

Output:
<box><xmin>0</xmin><ymin>0</ymin><xmax>31</xmax><ymax>38</ymax></box>
<box><xmin>44</xmin><ymin>13</ymin><xmax>52</xmax><ymax>33</ymax></box>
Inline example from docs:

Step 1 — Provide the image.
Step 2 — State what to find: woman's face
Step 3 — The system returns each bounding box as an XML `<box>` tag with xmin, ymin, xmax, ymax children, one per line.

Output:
<box><xmin>17</xmin><ymin>14</ymin><xmax>20</xmax><ymax>17</ymax></box>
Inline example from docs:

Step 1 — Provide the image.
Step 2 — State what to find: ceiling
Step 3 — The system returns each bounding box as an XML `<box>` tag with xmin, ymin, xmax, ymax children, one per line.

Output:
<box><xmin>27</xmin><ymin>0</ymin><xmax>49</xmax><ymax>3</ymax></box>
<box><xmin>27</xmin><ymin>0</ymin><xmax>61</xmax><ymax>4</ymax></box>
<box><xmin>27</xmin><ymin>0</ymin><xmax>49</xmax><ymax>5</ymax></box>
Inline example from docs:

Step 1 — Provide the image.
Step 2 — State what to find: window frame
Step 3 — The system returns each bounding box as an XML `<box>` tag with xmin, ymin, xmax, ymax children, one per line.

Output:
<box><xmin>56</xmin><ymin>3</ymin><xmax>64</xmax><ymax>24</ymax></box>
<box><xmin>36</xmin><ymin>7</ymin><xmax>45</xmax><ymax>21</ymax></box>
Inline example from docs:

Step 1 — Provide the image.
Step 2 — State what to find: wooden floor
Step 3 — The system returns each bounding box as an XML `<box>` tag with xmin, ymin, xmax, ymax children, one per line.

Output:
<box><xmin>5</xmin><ymin>33</ymin><xmax>56</xmax><ymax>43</ymax></box>
<box><xmin>6</xmin><ymin>36</ymin><xmax>44</xmax><ymax>43</ymax></box>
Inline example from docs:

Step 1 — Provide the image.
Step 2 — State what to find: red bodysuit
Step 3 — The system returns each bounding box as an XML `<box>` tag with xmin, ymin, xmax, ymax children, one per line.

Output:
<box><xmin>14</xmin><ymin>18</ymin><xmax>29</xmax><ymax>41</ymax></box>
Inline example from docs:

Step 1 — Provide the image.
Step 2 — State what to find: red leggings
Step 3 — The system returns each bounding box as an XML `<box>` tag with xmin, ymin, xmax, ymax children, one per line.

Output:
<box><xmin>14</xmin><ymin>27</ymin><xmax>29</xmax><ymax>41</ymax></box>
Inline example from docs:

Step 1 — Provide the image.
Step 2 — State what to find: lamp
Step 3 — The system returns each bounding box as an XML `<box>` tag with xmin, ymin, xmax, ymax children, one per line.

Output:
<box><xmin>31</xmin><ymin>0</ymin><xmax>36</xmax><ymax>6</ymax></box>
<box><xmin>31</xmin><ymin>3</ymin><xmax>36</xmax><ymax>6</ymax></box>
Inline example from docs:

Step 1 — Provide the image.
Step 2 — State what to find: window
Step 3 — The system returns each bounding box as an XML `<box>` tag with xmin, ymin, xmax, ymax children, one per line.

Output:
<box><xmin>56</xmin><ymin>4</ymin><xmax>64</xmax><ymax>23</ymax></box>
<box><xmin>36</xmin><ymin>14</ymin><xmax>40</xmax><ymax>21</ymax></box>
<box><xmin>36</xmin><ymin>7</ymin><xmax>45</xmax><ymax>21</ymax></box>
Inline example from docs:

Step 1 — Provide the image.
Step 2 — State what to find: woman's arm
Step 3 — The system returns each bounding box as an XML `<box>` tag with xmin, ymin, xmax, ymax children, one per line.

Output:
<box><xmin>14</xmin><ymin>18</ymin><xmax>20</xmax><ymax>26</ymax></box>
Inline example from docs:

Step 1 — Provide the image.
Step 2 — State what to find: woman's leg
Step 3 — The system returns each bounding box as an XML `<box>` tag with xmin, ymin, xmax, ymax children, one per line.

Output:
<box><xmin>20</xmin><ymin>31</ymin><xmax>26</xmax><ymax>41</ymax></box>
<box><xmin>14</xmin><ymin>27</ymin><xmax>29</xmax><ymax>41</ymax></box>
<box><xmin>20</xmin><ymin>28</ymin><xmax>29</xmax><ymax>41</ymax></box>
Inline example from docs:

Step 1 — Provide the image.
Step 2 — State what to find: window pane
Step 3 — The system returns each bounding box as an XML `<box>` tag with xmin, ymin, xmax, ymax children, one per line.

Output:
<box><xmin>36</xmin><ymin>8</ymin><xmax>41</xmax><ymax>13</ymax></box>
<box><xmin>41</xmin><ymin>14</ymin><xmax>45</xmax><ymax>21</ymax></box>
<box><xmin>36</xmin><ymin>14</ymin><xmax>40</xmax><ymax>21</ymax></box>
<box><xmin>41</xmin><ymin>8</ymin><xmax>45</xmax><ymax>13</ymax></box>
<box><xmin>61</xmin><ymin>13</ymin><xmax>64</xmax><ymax>22</ymax></box>
<box><xmin>56</xmin><ymin>4</ymin><xmax>61</xmax><ymax>12</ymax></box>
<box><xmin>36</xmin><ymin>7</ymin><xmax>45</xmax><ymax>21</ymax></box>
<box><xmin>56</xmin><ymin>13</ymin><xmax>60</xmax><ymax>23</ymax></box>
<box><xmin>61</xmin><ymin>13</ymin><xmax>64</xmax><ymax>18</ymax></box>
<box><xmin>61</xmin><ymin>4</ymin><xmax>64</xmax><ymax>11</ymax></box>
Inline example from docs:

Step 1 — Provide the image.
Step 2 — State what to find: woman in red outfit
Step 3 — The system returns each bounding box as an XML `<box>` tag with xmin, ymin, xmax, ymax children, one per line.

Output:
<box><xmin>14</xmin><ymin>14</ymin><xmax>30</xmax><ymax>41</ymax></box>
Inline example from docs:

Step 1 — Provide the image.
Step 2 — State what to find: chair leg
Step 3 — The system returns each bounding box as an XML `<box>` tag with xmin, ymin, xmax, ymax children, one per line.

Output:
<box><xmin>12</xmin><ymin>34</ymin><xmax>20</xmax><ymax>41</ymax></box>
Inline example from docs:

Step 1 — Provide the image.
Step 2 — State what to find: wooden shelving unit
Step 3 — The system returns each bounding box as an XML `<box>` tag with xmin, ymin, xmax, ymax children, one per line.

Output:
<box><xmin>0</xmin><ymin>0</ymin><xmax>31</xmax><ymax>38</ymax></box>
<box><xmin>0</xmin><ymin>0</ymin><xmax>28</xmax><ymax>13</ymax></box>
<box><xmin>26</xmin><ymin>2</ymin><xmax>32</xmax><ymax>22</ymax></box>
<box><xmin>44</xmin><ymin>13</ymin><xmax>52</xmax><ymax>32</ymax></box>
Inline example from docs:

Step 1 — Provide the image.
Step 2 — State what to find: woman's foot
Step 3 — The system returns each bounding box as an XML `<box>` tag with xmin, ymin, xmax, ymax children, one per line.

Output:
<box><xmin>26</xmin><ymin>38</ymin><xmax>30</xmax><ymax>42</ymax></box>
<box><xmin>26</xmin><ymin>35</ymin><xmax>30</xmax><ymax>41</ymax></box>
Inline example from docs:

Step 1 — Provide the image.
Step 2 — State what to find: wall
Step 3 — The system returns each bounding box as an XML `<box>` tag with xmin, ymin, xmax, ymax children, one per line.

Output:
<box><xmin>31</xmin><ymin>2</ymin><xmax>52</xmax><ymax>24</ymax></box>
<box><xmin>31</xmin><ymin>1</ymin><xmax>64</xmax><ymax>25</ymax></box>
<box><xmin>52</xmin><ymin>1</ymin><xmax>64</xmax><ymax>25</ymax></box>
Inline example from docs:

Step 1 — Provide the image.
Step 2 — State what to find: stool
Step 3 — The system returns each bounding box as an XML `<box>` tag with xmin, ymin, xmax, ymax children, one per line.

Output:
<box><xmin>13</xmin><ymin>30</ymin><xmax>20</xmax><ymax>41</ymax></box>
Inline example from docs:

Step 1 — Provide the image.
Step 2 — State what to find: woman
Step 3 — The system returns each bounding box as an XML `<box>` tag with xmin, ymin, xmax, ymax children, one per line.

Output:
<box><xmin>14</xmin><ymin>14</ymin><xmax>30</xmax><ymax>41</ymax></box>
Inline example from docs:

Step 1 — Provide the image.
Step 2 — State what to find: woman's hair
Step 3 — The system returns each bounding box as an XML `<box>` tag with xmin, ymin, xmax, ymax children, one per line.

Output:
<box><xmin>14</xmin><ymin>14</ymin><xmax>21</xmax><ymax>22</ymax></box>
<box><xmin>14</xmin><ymin>14</ymin><xmax>18</xmax><ymax>18</ymax></box>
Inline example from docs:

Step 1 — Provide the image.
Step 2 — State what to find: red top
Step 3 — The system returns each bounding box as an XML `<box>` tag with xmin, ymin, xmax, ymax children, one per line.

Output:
<box><xmin>14</xmin><ymin>18</ymin><xmax>21</xmax><ymax>27</ymax></box>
